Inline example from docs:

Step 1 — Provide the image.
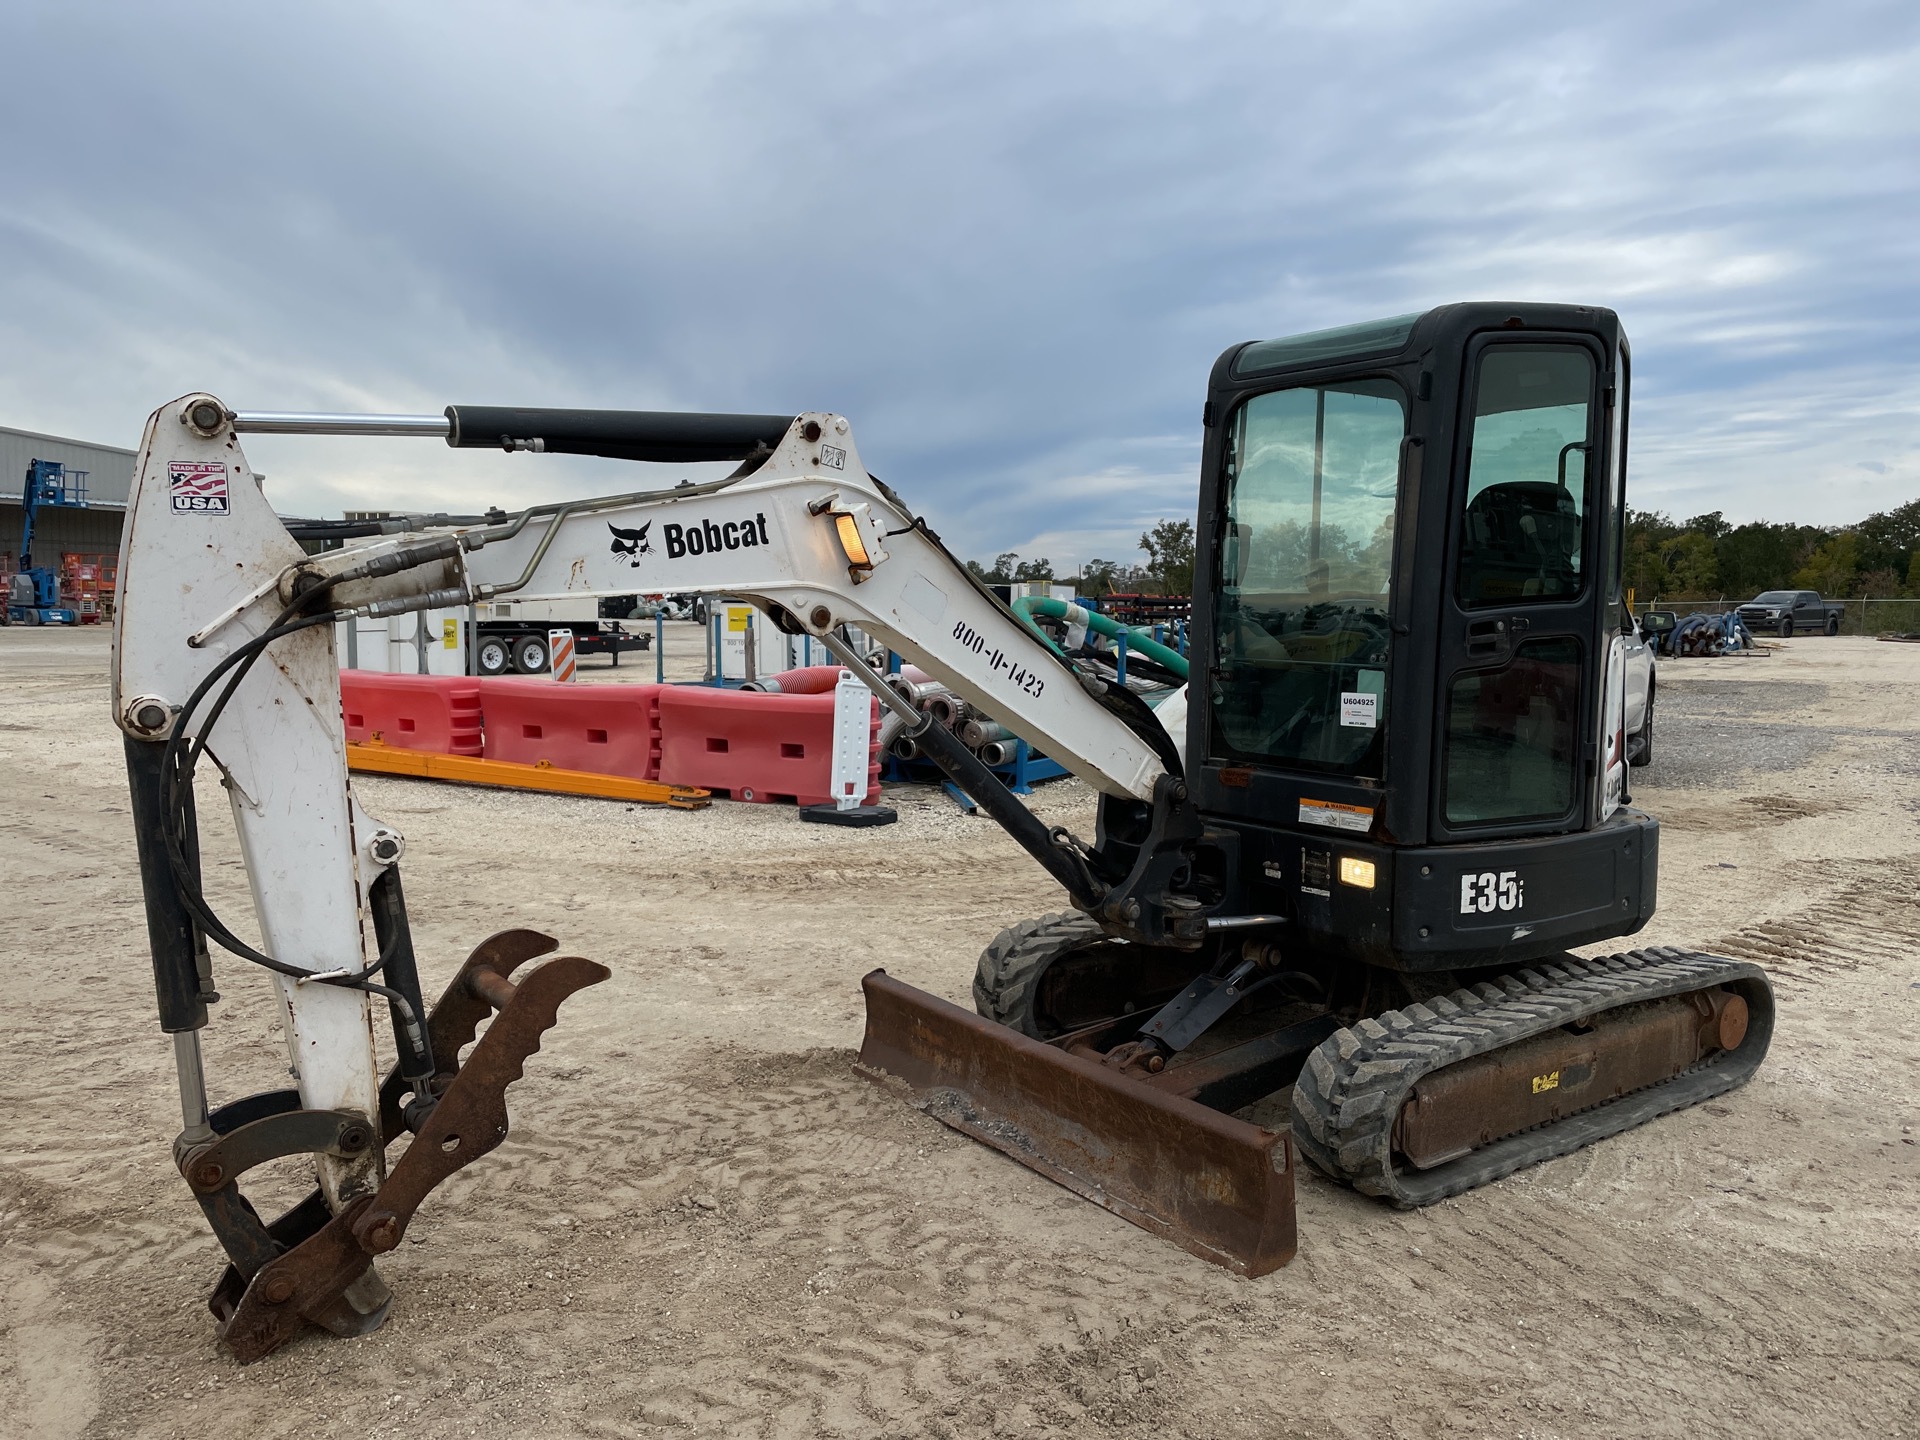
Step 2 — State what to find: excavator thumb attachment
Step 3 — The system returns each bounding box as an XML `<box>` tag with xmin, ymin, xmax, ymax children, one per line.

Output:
<box><xmin>856</xmin><ymin>970</ymin><xmax>1296</xmax><ymax>1276</ymax></box>
<box><xmin>206</xmin><ymin>931</ymin><xmax>608</xmax><ymax>1363</ymax></box>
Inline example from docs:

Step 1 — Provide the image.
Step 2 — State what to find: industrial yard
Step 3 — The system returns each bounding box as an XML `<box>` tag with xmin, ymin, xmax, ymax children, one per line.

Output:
<box><xmin>1</xmin><ymin>627</ymin><xmax>1914</xmax><ymax>1439</ymax></box>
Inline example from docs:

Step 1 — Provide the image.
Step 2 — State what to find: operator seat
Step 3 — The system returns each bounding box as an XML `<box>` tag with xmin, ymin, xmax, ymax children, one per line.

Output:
<box><xmin>1459</xmin><ymin>482</ymin><xmax>1581</xmax><ymax>602</ymax></box>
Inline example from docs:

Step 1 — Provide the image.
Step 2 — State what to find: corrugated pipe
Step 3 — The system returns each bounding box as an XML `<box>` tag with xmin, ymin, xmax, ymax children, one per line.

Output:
<box><xmin>960</xmin><ymin>718</ymin><xmax>1007</xmax><ymax>748</ymax></box>
<box><xmin>888</xmin><ymin>676</ymin><xmax>947</xmax><ymax>707</ymax></box>
<box><xmin>877</xmin><ymin>709</ymin><xmax>910</xmax><ymax>754</ymax></box>
<box><xmin>925</xmin><ymin>692</ymin><xmax>970</xmax><ymax>728</ymax></box>
<box><xmin>739</xmin><ymin>664</ymin><xmax>846</xmax><ymax>695</ymax></box>
<box><xmin>1011</xmin><ymin>596</ymin><xmax>1189</xmax><ymax>680</ymax></box>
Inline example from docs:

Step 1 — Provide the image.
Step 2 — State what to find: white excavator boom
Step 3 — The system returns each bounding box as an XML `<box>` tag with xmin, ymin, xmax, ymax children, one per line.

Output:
<box><xmin>110</xmin><ymin>393</ymin><xmax>1186</xmax><ymax>1361</ymax></box>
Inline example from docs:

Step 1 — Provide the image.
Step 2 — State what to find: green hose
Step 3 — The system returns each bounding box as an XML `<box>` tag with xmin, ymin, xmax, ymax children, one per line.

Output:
<box><xmin>1011</xmin><ymin>595</ymin><xmax>1190</xmax><ymax>680</ymax></box>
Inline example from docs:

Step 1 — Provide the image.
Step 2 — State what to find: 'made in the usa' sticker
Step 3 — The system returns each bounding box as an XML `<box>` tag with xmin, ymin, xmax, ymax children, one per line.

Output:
<box><xmin>169</xmin><ymin>461</ymin><xmax>229</xmax><ymax>514</ymax></box>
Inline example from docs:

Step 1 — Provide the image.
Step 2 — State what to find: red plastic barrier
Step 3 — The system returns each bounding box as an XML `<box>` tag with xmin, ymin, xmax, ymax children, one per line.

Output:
<box><xmin>340</xmin><ymin>672</ymin><xmax>482</xmax><ymax>755</ymax></box>
<box><xmin>478</xmin><ymin>678</ymin><xmax>663</xmax><ymax>780</ymax></box>
<box><xmin>657</xmin><ymin>686</ymin><xmax>880</xmax><ymax>805</ymax></box>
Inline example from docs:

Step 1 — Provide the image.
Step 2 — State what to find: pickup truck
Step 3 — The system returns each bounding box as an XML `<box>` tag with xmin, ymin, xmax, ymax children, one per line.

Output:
<box><xmin>1620</xmin><ymin>607</ymin><xmax>1656</xmax><ymax>766</ymax></box>
<box><xmin>1735</xmin><ymin>590</ymin><xmax>1844</xmax><ymax>637</ymax></box>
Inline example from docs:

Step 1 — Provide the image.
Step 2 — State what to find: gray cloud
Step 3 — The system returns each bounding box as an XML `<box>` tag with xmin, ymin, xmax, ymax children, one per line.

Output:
<box><xmin>1</xmin><ymin>0</ymin><xmax>1915</xmax><ymax>561</ymax></box>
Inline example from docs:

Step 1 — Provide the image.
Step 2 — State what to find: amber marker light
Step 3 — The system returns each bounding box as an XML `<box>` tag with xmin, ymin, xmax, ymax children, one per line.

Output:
<box><xmin>833</xmin><ymin>511</ymin><xmax>872</xmax><ymax>568</ymax></box>
<box><xmin>1338</xmin><ymin>856</ymin><xmax>1377</xmax><ymax>889</ymax></box>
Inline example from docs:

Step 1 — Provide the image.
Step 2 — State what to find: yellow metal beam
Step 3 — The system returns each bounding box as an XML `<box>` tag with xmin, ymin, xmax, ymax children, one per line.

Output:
<box><xmin>346</xmin><ymin>742</ymin><xmax>710</xmax><ymax>809</ymax></box>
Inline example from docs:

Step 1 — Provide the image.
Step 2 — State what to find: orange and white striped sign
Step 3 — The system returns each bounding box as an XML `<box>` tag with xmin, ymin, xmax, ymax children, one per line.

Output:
<box><xmin>548</xmin><ymin>628</ymin><xmax>577</xmax><ymax>683</ymax></box>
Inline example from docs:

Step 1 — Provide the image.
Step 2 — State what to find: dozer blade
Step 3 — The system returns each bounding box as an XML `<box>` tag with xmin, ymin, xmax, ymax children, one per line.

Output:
<box><xmin>857</xmin><ymin>970</ymin><xmax>1296</xmax><ymax>1276</ymax></box>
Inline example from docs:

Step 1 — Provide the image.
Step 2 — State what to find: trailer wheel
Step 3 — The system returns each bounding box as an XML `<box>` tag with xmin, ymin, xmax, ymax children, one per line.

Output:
<box><xmin>511</xmin><ymin>634</ymin><xmax>550</xmax><ymax>674</ymax></box>
<box><xmin>477</xmin><ymin>635</ymin><xmax>511</xmax><ymax>675</ymax></box>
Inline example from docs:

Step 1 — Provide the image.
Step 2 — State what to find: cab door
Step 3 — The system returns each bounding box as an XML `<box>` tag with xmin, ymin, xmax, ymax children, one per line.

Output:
<box><xmin>1431</xmin><ymin>335</ymin><xmax>1611</xmax><ymax>840</ymax></box>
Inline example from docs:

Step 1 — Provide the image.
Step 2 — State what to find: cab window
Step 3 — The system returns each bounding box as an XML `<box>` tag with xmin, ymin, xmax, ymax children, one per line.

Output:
<box><xmin>1456</xmin><ymin>346</ymin><xmax>1596</xmax><ymax>608</ymax></box>
<box><xmin>1212</xmin><ymin>378</ymin><xmax>1407</xmax><ymax>774</ymax></box>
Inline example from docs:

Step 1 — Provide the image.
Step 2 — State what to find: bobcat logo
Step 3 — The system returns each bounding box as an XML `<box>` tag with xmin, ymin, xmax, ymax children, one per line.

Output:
<box><xmin>609</xmin><ymin>521</ymin><xmax>654</xmax><ymax>565</ymax></box>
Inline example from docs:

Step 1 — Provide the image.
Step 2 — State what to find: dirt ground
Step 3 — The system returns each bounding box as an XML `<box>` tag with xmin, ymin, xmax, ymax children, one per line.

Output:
<box><xmin>1</xmin><ymin>628</ymin><xmax>1915</xmax><ymax>1440</ymax></box>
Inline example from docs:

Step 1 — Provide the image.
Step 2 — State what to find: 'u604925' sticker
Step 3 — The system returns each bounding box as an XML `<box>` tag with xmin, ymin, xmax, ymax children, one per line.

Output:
<box><xmin>169</xmin><ymin>461</ymin><xmax>229</xmax><ymax>514</ymax></box>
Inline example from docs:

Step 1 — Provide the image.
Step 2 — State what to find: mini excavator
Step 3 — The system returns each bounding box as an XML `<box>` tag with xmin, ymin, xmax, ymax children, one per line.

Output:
<box><xmin>114</xmin><ymin>302</ymin><xmax>1772</xmax><ymax>1360</ymax></box>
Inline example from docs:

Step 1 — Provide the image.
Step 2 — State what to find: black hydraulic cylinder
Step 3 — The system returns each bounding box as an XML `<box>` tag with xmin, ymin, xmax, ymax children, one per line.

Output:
<box><xmin>122</xmin><ymin>734</ymin><xmax>211</xmax><ymax>1033</ymax></box>
<box><xmin>444</xmin><ymin>406</ymin><xmax>796</xmax><ymax>464</ymax></box>
<box><xmin>368</xmin><ymin>866</ymin><xmax>435</xmax><ymax>1091</ymax></box>
<box><xmin>910</xmin><ymin>719</ymin><xmax>1105</xmax><ymax>910</ymax></box>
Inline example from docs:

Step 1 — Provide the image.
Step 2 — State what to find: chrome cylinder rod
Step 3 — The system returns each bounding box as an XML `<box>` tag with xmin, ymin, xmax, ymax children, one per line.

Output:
<box><xmin>174</xmin><ymin>1030</ymin><xmax>215</xmax><ymax>1145</ymax></box>
<box><xmin>1205</xmin><ymin>914</ymin><xmax>1288</xmax><ymax>931</ymax></box>
<box><xmin>817</xmin><ymin>631</ymin><xmax>929</xmax><ymax>731</ymax></box>
<box><xmin>230</xmin><ymin>412</ymin><xmax>451</xmax><ymax>437</ymax></box>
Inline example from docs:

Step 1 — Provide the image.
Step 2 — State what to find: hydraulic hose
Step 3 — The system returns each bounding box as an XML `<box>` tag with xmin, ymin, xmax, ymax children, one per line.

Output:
<box><xmin>1012</xmin><ymin>596</ymin><xmax>1189</xmax><ymax>680</ymax></box>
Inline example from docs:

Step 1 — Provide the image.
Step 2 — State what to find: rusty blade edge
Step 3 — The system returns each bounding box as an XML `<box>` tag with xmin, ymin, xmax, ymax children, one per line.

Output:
<box><xmin>863</xmin><ymin>1068</ymin><xmax>1291</xmax><ymax>1277</ymax></box>
<box><xmin>856</xmin><ymin>969</ymin><xmax>1296</xmax><ymax>1278</ymax></box>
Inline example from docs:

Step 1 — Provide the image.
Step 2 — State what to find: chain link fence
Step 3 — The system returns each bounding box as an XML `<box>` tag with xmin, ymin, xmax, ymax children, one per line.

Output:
<box><xmin>1632</xmin><ymin>597</ymin><xmax>1920</xmax><ymax>637</ymax></box>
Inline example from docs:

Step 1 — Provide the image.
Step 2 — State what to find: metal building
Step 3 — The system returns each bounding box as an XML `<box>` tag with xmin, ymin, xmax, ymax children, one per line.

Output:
<box><xmin>1</xmin><ymin>423</ymin><xmax>135</xmax><ymax>566</ymax></box>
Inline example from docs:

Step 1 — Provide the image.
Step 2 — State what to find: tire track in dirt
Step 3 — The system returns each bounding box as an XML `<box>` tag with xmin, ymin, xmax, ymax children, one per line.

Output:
<box><xmin>407</xmin><ymin>1047</ymin><xmax>1163</xmax><ymax>1435</ymax></box>
<box><xmin>1702</xmin><ymin>858</ymin><xmax>1920</xmax><ymax>986</ymax></box>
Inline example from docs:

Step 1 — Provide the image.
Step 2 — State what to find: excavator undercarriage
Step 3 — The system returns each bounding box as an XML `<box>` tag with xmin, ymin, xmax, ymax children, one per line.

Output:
<box><xmin>860</xmin><ymin>916</ymin><xmax>1772</xmax><ymax>1274</ymax></box>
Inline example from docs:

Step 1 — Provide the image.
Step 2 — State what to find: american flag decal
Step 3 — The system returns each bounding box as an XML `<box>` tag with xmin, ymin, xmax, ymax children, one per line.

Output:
<box><xmin>169</xmin><ymin>460</ymin><xmax>230</xmax><ymax>514</ymax></box>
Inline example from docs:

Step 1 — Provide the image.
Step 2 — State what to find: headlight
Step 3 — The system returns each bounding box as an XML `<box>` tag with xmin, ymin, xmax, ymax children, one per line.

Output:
<box><xmin>1338</xmin><ymin>856</ymin><xmax>1377</xmax><ymax>889</ymax></box>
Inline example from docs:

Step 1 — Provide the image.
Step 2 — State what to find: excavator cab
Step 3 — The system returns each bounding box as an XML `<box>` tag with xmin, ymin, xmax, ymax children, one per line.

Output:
<box><xmin>864</xmin><ymin>302</ymin><xmax>1772</xmax><ymax>1273</ymax></box>
<box><xmin>1187</xmin><ymin>301</ymin><xmax>1650</xmax><ymax>969</ymax></box>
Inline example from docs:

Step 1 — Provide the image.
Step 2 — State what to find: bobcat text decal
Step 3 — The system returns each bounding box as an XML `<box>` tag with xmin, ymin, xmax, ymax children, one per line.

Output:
<box><xmin>663</xmin><ymin>515</ymin><xmax>769</xmax><ymax>558</ymax></box>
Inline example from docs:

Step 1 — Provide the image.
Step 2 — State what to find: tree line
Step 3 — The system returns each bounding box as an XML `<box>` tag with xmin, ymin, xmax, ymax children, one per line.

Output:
<box><xmin>1625</xmin><ymin>498</ymin><xmax>1920</xmax><ymax>602</ymax></box>
<box><xmin>967</xmin><ymin>519</ymin><xmax>1196</xmax><ymax>597</ymax></box>
<box><xmin>963</xmin><ymin>499</ymin><xmax>1920</xmax><ymax>604</ymax></box>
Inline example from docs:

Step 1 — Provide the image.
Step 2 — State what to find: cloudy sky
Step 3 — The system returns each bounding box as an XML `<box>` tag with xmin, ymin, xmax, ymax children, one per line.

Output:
<box><xmin>3</xmin><ymin>1</ymin><xmax>1915</xmax><ymax>569</ymax></box>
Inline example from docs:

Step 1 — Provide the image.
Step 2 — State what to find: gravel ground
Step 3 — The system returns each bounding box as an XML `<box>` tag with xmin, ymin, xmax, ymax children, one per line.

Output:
<box><xmin>1</xmin><ymin>628</ymin><xmax>1916</xmax><ymax>1440</ymax></box>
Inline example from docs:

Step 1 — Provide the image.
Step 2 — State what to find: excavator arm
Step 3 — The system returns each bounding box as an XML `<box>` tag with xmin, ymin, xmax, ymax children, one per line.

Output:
<box><xmin>261</xmin><ymin>401</ymin><xmax>1206</xmax><ymax>928</ymax></box>
<box><xmin>113</xmin><ymin>395</ymin><xmax>1240</xmax><ymax>1360</ymax></box>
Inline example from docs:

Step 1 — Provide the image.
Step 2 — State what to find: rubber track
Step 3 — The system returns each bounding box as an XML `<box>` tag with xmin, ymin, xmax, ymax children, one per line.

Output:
<box><xmin>1289</xmin><ymin>947</ymin><xmax>1775</xmax><ymax>1207</ymax></box>
<box><xmin>972</xmin><ymin>911</ymin><xmax>1106</xmax><ymax>1038</ymax></box>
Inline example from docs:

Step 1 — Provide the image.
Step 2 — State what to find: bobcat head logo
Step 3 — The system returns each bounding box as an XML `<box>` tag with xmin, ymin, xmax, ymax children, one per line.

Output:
<box><xmin>609</xmin><ymin>521</ymin><xmax>653</xmax><ymax>564</ymax></box>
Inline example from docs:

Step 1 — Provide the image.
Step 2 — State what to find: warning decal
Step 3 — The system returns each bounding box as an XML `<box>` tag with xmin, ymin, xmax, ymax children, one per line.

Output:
<box><xmin>1298</xmin><ymin>797</ymin><xmax>1374</xmax><ymax>833</ymax></box>
<box><xmin>168</xmin><ymin>461</ymin><xmax>229</xmax><ymax>514</ymax></box>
